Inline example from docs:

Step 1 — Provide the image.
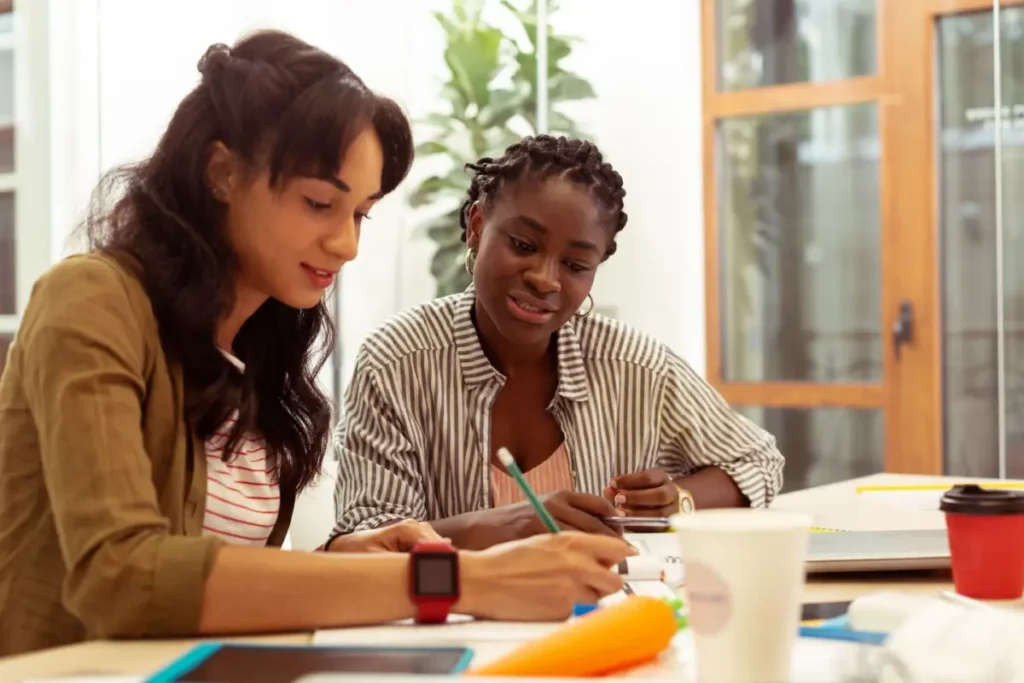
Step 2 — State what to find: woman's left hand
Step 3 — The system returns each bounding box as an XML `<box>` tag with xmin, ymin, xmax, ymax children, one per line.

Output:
<box><xmin>325</xmin><ymin>519</ymin><xmax>444</xmax><ymax>553</ymax></box>
<box><xmin>604</xmin><ymin>468</ymin><xmax>679</xmax><ymax>518</ymax></box>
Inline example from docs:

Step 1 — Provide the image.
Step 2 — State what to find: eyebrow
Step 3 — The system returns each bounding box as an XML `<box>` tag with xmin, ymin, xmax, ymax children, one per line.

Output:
<box><xmin>321</xmin><ymin>174</ymin><xmax>384</xmax><ymax>200</ymax></box>
<box><xmin>516</xmin><ymin>215</ymin><xmax>599</xmax><ymax>252</ymax></box>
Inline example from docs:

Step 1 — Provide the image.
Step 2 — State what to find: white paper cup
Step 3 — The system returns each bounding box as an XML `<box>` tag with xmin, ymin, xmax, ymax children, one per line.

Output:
<box><xmin>671</xmin><ymin>509</ymin><xmax>812</xmax><ymax>683</ymax></box>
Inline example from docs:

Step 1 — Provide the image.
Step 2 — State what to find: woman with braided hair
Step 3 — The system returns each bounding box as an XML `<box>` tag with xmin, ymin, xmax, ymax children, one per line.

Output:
<box><xmin>333</xmin><ymin>134</ymin><xmax>785</xmax><ymax>550</ymax></box>
<box><xmin>0</xmin><ymin>35</ymin><xmax>634</xmax><ymax>655</ymax></box>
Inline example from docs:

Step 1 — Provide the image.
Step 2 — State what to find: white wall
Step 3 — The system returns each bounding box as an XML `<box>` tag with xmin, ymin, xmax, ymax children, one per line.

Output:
<box><xmin>554</xmin><ymin>0</ymin><xmax>705</xmax><ymax>372</ymax></box>
<box><xmin>86</xmin><ymin>0</ymin><xmax>705</xmax><ymax>379</ymax></box>
<box><xmin>52</xmin><ymin>0</ymin><xmax>705</xmax><ymax>547</ymax></box>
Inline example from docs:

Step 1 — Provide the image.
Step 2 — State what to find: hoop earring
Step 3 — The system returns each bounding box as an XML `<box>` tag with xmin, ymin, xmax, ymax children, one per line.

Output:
<box><xmin>464</xmin><ymin>249</ymin><xmax>476</xmax><ymax>276</ymax></box>
<box><xmin>576</xmin><ymin>294</ymin><xmax>594</xmax><ymax>318</ymax></box>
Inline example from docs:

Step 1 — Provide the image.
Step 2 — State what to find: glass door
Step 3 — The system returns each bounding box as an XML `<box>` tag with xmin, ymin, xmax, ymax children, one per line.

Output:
<box><xmin>930</xmin><ymin>0</ymin><xmax>1024</xmax><ymax>478</ymax></box>
<box><xmin>702</xmin><ymin>0</ymin><xmax>941</xmax><ymax>491</ymax></box>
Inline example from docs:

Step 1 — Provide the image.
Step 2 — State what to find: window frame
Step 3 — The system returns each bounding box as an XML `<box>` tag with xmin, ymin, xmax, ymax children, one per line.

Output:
<box><xmin>1</xmin><ymin>0</ymin><xmax>51</xmax><ymax>340</ymax></box>
<box><xmin>1</xmin><ymin>0</ymin><xmax>102</xmax><ymax>349</ymax></box>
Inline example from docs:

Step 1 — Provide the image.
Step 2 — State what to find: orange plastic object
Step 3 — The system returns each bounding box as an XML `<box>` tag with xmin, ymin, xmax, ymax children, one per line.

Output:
<box><xmin>466</xmin><ymin>596</ymin><xmax>679</xmax><ymax>678</ymax></box>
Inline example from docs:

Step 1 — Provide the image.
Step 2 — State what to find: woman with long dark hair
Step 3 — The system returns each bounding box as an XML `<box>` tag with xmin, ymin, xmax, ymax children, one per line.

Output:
<box><xmin>0</xmin><ymin>31</ymin><xmax>632</xmax><ymax>656</ymax></box>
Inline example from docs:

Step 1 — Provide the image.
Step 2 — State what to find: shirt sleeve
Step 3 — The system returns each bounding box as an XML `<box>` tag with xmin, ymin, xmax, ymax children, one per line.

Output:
<box><xmin>18</xmin><ymin>257</ymin><xmax>225</xmax><ymax>638</ymax></box>
<box><xmin>655</xmin><ymin>352</ymin><xmax>785</xmax><ymax>507</ymax></box>
<box><xmin>332</xmin><ymin>350</ymin><xmax>426</xmax><ymax>536</ymax></box>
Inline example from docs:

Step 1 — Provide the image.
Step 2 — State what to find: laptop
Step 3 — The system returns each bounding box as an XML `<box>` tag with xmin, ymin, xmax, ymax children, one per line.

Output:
<box><xmin>806</xmin><ymin>529</ymin><xmax>951</xmax><ymax>573</ymax></box>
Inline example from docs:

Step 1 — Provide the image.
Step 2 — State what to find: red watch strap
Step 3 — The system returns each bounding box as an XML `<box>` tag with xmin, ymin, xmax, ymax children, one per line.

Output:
<box><xmin>416</xmin><ymin>598</ymin><xmax>454</xmax><ymax>624</ymax></box>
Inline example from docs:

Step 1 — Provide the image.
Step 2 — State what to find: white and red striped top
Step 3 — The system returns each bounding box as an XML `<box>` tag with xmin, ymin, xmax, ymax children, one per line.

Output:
<box><xmin>201</xmin><ymin>353</ymin><xmax>279</xmax><ymax>546</ymax></box>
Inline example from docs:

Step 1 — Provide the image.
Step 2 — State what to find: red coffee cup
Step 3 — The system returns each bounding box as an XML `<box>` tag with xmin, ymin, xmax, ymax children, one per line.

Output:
<box><xmin>940</xmin><ymin>484</ymin><xmax>1024</xmax><ymax>600</ymax></box>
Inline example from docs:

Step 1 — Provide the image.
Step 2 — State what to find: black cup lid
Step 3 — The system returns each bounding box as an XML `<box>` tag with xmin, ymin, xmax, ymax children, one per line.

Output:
<box><xmin>939</xmin><ymin>484</ymin><xmax>1024</xmax><ymax>515</ymax></box>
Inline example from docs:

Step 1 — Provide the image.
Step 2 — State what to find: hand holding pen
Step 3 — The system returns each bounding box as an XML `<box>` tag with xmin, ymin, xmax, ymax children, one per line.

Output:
<box><xmin>496</xmin><ymin>448</ymin><xmax>623</xmax><ymax>538</ymax></box>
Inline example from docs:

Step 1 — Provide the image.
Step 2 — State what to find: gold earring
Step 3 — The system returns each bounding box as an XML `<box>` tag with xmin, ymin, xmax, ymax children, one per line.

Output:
<box><xmin>576</xmin><ymin>294</ymin><xmax>594</xmax><ymax>318</ymax></box>
<box><xmin>464</xmin><ymin>250</ymin><xmax>476</xmax><ymax>276</ymax></box>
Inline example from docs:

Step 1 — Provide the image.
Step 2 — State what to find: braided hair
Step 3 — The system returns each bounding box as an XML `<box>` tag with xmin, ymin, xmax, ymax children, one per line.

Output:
<box><xmin>459</xmin><ymin>135</ymin><xmax>628</xmax><ymax>257</ymax></box>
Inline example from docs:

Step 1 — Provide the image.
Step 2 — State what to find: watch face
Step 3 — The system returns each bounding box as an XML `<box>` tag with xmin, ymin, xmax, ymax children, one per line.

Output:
<box><xmin>414</xmin><ymin>553</ymin><xmax>459</xmax><ymax>597</ymax></box>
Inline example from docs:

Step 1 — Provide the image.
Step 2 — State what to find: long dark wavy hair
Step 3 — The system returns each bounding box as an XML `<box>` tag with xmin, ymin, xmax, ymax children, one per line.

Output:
<box><xmin>85</xmin><ymin>30</ymin><xmax>414</xmax><ymax>497</ymax></box>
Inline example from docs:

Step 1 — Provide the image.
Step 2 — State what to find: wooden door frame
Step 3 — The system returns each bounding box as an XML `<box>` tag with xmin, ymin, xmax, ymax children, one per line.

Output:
<box><xmin>700</xmin><ymin>0</ymin><xmax>939</xmax><ymax>475</ymax></box>
<box><xmin>925</xmin><ymin>0</ymin><xmax>1024</xmax><ymax>12</ymax></box>
<box><xmin>702</xmin><ymin>0</ymin><xmax>1024</xmax><ymax>476</ymax></box>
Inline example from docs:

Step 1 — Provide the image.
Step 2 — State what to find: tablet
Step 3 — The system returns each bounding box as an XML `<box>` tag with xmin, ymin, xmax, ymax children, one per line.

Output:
<box><xmin>145</xmin><ymin>643</ymin><xmax>474</xmax><ymax>683</ymax></box>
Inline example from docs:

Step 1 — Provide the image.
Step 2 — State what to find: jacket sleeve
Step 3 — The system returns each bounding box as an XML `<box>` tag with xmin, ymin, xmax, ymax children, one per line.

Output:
<box><xmin>655</xmin><ymin>352</ymin><xmax>785</xmax><ymax>507</ymax></box>
<box><xmin>18</xmin><ymin>257</ymin><xmax>225</xmax><ymax>638</ymax></box>
<box><xmin>331</xmin><ymin>349</ymin><xmax>426</xmax><ymax>537</ymax></box>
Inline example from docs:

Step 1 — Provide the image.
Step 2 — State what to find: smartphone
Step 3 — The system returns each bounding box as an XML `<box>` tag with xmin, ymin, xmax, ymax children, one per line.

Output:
<box><xmin>801</xmin><ymin>601</ymin><xmax>851</xmax><ymax>622</ymax></box>
<box><xmin>600</xmin><ymin>516</ymin><xmax>673</xmax><ymax>530</ymax></box>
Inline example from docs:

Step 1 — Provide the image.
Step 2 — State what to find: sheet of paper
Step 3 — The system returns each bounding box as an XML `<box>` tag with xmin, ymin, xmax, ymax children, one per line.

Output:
<box><xmin>625</xmin><ymin>532</ymin><xmax>679</xmax><ymax>558</ymax></box>
<box><xmin>599</xmin><ymin>579</ymin><xmax>679</xmax><ymax>607</ymax></box>
<box><xmin>623</xmin><ymin>532</ymin><xmax>684</xmax><ymax>586</ymax></box>
<box><xmin>857</xmin><ymin>489</ymin><xmax>949</xmax><ymax>511</ymax></box>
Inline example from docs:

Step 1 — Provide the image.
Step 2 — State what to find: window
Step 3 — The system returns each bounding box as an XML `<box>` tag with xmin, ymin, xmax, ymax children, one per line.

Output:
<box><xmin>0</xmin><ymin>0</ymin><xmax>16</xmax><ymax>373</ymax></box>
<box><xmin>0</xmin><ymin>0</ymin><xmax>53</xmax><ymax>378</ymax></box>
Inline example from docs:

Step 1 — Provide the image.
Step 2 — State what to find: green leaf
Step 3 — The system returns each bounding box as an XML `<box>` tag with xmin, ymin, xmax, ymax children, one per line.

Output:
<box><xmin>422</xmin><ymin>112</ymin><xmax>462</xmax><ymax>132</ymax></box>
<box><xmin>432</xmin><ymin>11</ymin><xmax>458</xmax><ymax>39</ymax></box>
<box><xmin>408</xmin><ymin>170</ymin><xmax>468</xmax><ymax>208</ymax></box>
<box><xmin>478</xmin><ymin>86</ymin><xmax>529</xmax><ymax>129</ymax></box>
<box><xmin>444</xmin><ymin>26</ymin><xmax>503</xmax><ymax>110</ymax></box>
<box><xmin>515</xmin><ymin>51</ymin><xmax>537</xmax><ymax>86</ymax></box>
<box><xmin>412</xmin><ymin>207</ymin><xmax>462</xmax><ymax>239</ymax></box>
<box><xmin>548</xmin><ymin>72</ymin><xmax>596</xmax><ymax>101</ymax></box>
<box><xmin>440</xmin><ymin>82</ymin><xmax>470</xmax><ymax>115</ymax></box>
<box><xmin>547</xmin><ymin>36</ymin><xmax>573</xmax><ymax>66</ymax></box>
<box><xmin>425</xmin><ymin>209</ymin><xmax>465</xmax><ymax>240</ymax></box>
<box><xmin>546</xmin><ymin>110</ymin><xmax>577</xmax><ymax>135</ymax></box>
<box><xmin>415</xmin><ymin>140</ymin><xmax>454</xmax><ymax>157</ymax></box>
<box><xmin>430</xmin><ymin>239</ymin><xmax>467</xmax><ymax>279</ymax></box>
<box><xmin>508</xmin><ymin>9</ymin><xmax>537</xmax><ymax>47</ymax></box>
<box><xmin>457</xmin><ymin>0</ymin><xmax>485</xmax><ymax>24</ymax></box>
<box><xmin>427</xmin><ymin>224</ymin><xmax>464</xmax><ymax>245</ymax></box>
<box><xmin>495</xmin><ymin>127</ymin><xmax>523</xmax><ymax>151</ymax></box>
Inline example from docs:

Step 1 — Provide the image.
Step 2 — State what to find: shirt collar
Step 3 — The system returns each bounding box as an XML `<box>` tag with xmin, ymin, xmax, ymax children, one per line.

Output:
<box><xmin>452</xmin><ymin>285</ymin><xmax>590</xmax><ymax>403</ymax></box>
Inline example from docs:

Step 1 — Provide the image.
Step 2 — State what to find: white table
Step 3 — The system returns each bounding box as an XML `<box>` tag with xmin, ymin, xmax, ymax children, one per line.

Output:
<box><xmin>0</xmin><ymin>473</ymin><xmax>1011</xmax><ymax>682</ymax></box>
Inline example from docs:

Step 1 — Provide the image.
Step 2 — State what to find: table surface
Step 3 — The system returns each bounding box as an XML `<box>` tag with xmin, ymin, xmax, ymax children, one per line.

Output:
<box><xmin>0</xmin><ymin>472</ymin><xmax>1012</xmax><ymax>681</ymax></box>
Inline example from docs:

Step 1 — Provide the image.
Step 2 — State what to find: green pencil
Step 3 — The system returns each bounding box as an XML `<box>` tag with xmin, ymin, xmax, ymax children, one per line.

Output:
<box><xmin>497</xmin><ymin>447</ymin><xmax>560</xmax><ymax>534</ymax></box>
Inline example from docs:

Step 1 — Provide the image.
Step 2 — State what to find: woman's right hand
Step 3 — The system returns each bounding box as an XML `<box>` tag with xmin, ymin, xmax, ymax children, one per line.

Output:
<box><xmin>456</xmin><ymin>532</ymin><xmax>635</xmax><ymax>621</ymax></box>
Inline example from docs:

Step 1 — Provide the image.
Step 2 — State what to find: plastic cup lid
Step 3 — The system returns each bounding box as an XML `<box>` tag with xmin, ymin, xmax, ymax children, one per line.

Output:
<box><xmin>939</xmin><ymin>484</ymin><xmax>1024</xmax><ymax>515</ymax></box>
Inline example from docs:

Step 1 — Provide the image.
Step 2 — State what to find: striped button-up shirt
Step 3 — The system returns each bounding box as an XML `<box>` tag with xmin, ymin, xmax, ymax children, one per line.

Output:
<box><xmin>332</xmin><ymin>287</ymin><xmax>784</xmax><ymax>534</ymax></box>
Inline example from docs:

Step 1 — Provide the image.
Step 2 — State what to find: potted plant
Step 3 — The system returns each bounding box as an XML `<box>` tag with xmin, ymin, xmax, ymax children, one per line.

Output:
<box><xmin>410</xmin><ymin>0</ymin><xmax>596</xmax><ymax>297</ymax></box>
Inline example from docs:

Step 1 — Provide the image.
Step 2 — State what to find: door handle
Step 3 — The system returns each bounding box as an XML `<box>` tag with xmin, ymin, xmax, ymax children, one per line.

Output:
<box><xmin>892</xmin><ymin>300</ymin><xmax>914</xmax><ymax>360</ymax></box>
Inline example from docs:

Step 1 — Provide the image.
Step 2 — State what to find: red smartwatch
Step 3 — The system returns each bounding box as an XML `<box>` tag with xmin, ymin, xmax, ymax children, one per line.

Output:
<box><xmin>409</xmin><ymin>540</ymin><xmax>460</xmax><ymax>624</ymax></box>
